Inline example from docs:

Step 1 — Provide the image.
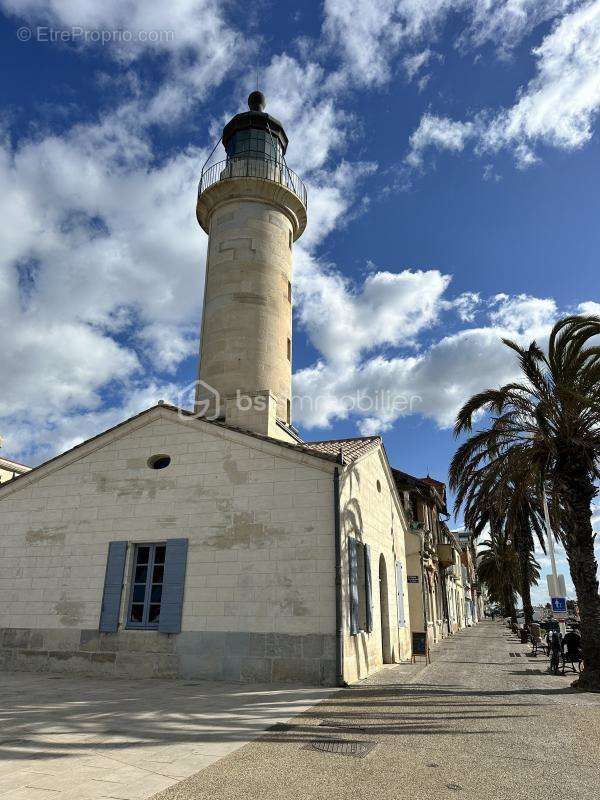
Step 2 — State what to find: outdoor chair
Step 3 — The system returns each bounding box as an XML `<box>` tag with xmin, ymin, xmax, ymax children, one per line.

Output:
<box><xmin>529</xmin><ymin>624</ymin><xmax>546</xmax><ymax>656</ymax></box>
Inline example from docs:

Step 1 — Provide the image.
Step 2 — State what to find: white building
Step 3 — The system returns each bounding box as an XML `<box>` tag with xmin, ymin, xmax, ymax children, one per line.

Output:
<box><xmin>0</xmin><ymin>92</ymin><xmax>414</xmax><ymax>685</ymax></box>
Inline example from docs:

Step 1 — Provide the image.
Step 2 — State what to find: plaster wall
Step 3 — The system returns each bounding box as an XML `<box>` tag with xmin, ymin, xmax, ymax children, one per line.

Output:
<box><xmin>0</xmin><ymin>411</ymin><xmax>337</xmax><ymax>683</ymax></box>
<box><xmin>338</xmin><ymin>448</ymin><xmax>412</xmax><ymax>683</ymax></box>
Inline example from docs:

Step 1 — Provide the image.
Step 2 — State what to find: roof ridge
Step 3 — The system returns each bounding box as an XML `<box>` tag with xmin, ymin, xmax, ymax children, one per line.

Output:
<box><xmin>306</xmin><ymin>435</ymin><xmax>381</xmax><ymax>444</ymax></box>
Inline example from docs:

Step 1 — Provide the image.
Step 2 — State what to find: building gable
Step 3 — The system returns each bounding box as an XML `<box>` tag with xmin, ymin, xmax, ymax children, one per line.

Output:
<box><xmin>0</xmin><ymin>404</ymin><xmax>338</xmax><ymax>501</ymax></box>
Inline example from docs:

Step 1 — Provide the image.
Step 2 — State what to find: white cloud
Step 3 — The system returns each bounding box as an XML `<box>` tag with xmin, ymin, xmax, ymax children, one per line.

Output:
<box><xmin>292</xmin><ymin>280</ymin><xmax>580</xmax><ymax>432</ymax></box>
<box><xmin>294</xmin><ymin>321</ymin><xmax>521</xmax><ymax>430</ymax></box>
<box><xmin>487</xmin><ymin>293</ymin><xmax>558</xmax><ymax>333</ymax></box>
<box><xmin>465</xmin><ymin>0</ymin><xmax>579</xmax><ymax>53</ymax></box>
<box><xmin>295</xmin><ymin>262</ymin><xmax>450</xmax><ymax>366</ymax></box>
<box><xmin>1</xmin><ymin>0</ymin><xmax>250</xmax><ymax>124</ymax></box>
<box><xmin>406</xmin><ymin>114</ymin><xmax>476</xmax><ymax>167</ymax></box>
<box><xmin>403</xmin><ymin>48</ymin><xmax>434</xmax><ymax>79</ymax></box>
<box><xmin>447</xmin><ymin>292</ymin><xmax>481</xmax><ymax>322</ymax></box>
<box><xmin>260</xmin><ymin>55</ymin><xmax>350</xmax><ymax>175</ymax></box>
<box><xmin>0</xmin><ymin>98</ymin><xmax>209</xmax><ymax>461</ymax></box>
<box><xmin>322</xmin><ymin>0</ymin><xmax>575</xmax><ymax>88</ymax></box>
<box><xmin>578</xmin><ymin>301</ymin><xmax>600</xmax><ymax>315</ymax></box>
<box><xmin>407</xmin><ymin>2</ymin><xmax>600</xmax><ymax>169</ymax></box>
<box><xmin>6</xmin><ymin>380</ymin><xmax>184</xmax><ymax>464</ymax></box>
<box><xmin>484</xmin><ymin>1</ymin><xmax>600</xmax><ymax>152</ymax></box>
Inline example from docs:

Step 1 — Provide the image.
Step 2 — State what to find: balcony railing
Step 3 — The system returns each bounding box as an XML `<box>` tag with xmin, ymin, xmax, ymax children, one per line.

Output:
<box><xmin>199</xmin><ymin>156</ymin><xmax>307</xmax><ymax>209</ymax></box>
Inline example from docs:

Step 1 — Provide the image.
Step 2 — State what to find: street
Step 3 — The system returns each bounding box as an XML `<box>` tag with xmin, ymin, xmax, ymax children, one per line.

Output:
<box><xmin>153</xmin><ymin>622</ymin><xmax>600</xmax><ymax>800</ymax></box>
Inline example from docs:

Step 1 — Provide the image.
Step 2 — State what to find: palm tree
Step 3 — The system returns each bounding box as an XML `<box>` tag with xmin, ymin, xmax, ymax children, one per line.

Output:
<box><xmin>476</xmin><ymin>524</ymin><xmax>520</xmax><ymax>622</ymax></box>
<box><xmin>452</xmin><ymin>316</ymin><xmax>600</xmax><ymax>691</ymax></box>
<box><xmin>507</xmin><ymin>494</ymin><xmax>542</xmax><ymax>627</ymax></box>
<box><xmin>450</xmin><ymin>458</ymin><xmax>546</xmax><ymax>627</ymax></box>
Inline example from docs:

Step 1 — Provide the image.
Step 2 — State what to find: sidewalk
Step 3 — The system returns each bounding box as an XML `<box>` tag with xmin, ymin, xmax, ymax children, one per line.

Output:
<box><xmin>0</xmin><ymin>675</ymin><xmax>333</xmax><ymax>800</ymax></box>
<box><xmin>152</xmin><ymin>622</ymin><xmax>600</xmax><ymax>800</ymax></box>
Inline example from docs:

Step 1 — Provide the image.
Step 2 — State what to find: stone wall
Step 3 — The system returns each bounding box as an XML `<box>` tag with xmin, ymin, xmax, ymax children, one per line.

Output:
<box><xmin>0</xmin><ymin>407</ymin><xmax>337</xmax><ymax>684</ymax></box>
<box><xmin>196</xmin><ymin>197</ymin><xmax>294</xmax><ymax>424</ymax></box>
<box><xmin>0</xmin><ymin>627</ymin><xmax>336</xmax><ymax>684</ymax></box>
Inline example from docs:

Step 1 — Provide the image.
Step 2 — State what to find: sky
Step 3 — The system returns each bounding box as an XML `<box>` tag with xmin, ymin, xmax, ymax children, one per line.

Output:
<box><xmin>1</xmin><ymin>1</ymin><xmax>599</xmax><ymax>604</ymax></box>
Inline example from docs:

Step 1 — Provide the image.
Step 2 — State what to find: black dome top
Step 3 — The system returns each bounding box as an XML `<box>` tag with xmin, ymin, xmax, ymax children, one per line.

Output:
<box><xmin>248</xmin><ymin>91</ymin><xmax>266</xmax><ymax>112</ymax></box>
<box><xmin>221</xmin><ymin>93</ymin><xmax>288</xmax><ymax>154</ymax></box>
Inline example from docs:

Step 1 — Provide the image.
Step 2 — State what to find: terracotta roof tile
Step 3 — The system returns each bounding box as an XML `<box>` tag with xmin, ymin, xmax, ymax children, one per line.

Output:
<box><xmin>301</xmin><ymin>436</ymin><xmax>381</xmax><ymax>463</ymax></box>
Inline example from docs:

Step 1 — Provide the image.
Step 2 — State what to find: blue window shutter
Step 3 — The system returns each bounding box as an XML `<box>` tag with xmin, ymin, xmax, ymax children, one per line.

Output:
<box><xmin>395</xmin><ymin>560</ymin><xmax>405</xmax><ymax>627</ymax></box>
<box><xmin>99</xmin><ymin>541</ymin><xmax>127</xmax><ymax>633</ymax></box>
<box><xmin>348</xmin><ymin>537</ymin><xmax>359</xmax><ymax>635</ymax></box>
<box><xmin>365</xmin><ymin>543</ymin><xmax>373</xmax><ymax>633</ymax></box>
<box><xmin>159</xmin><ymin>538</ymin><xmax>188</xmax><ymax>634</ymax></box>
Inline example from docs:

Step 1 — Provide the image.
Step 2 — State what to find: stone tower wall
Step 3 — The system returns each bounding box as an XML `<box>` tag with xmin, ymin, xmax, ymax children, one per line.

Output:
<box><xmin>198</xmin><ymin>198</ymin><xmax>293</xmax><ymax>422</ymax></box>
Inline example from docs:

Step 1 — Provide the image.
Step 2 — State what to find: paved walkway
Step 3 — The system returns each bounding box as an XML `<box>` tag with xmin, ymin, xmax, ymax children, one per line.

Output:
<box><xmin>153</xmin><ymin>622</ymin><xmax>600</xmax><ymax>800</ymax></box>
<box><xmin>0</xmin><ymin>674</ymin><xmax>333</xmax><ymax>799</ymax></box>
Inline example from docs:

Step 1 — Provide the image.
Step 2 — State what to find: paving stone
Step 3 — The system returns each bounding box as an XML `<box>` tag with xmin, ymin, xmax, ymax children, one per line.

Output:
<box><xmin>0</xmin><ymin>659</ymin><xmax>334</xmax><ymax>800</ymax></box>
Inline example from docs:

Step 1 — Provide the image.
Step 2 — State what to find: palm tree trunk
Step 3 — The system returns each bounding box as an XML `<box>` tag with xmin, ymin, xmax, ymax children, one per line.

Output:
<box><xmin>513</xmin><ymin>525</ymin><xmax>534</xmax><ymax>626</ymax></box>
<box><xmin>559</xmin><ymin>463</ymin><xmax>600</xmax><ymax>692</ymax></box>
<box><xmin>507</xmin><ymin>591</ymin><xmax>517</xmax><ymax>626</ymax></box>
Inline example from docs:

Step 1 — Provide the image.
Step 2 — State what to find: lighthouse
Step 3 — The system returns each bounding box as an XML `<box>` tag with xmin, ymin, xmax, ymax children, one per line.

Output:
<box><xmin>195</xmin><ymin>91</ymin><xmax>307</xmax><ymax>440</ymax></box>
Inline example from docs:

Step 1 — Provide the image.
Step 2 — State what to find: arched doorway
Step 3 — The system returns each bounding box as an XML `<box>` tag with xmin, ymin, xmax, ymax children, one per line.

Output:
<box><xmin>379</xmin><ymin>554</ymin><xmax>392</xmax><ymax>664</ymax></box>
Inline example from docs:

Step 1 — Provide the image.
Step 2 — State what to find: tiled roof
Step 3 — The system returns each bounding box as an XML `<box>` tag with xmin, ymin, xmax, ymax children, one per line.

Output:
<box><xmin>301</xmin><ymin>436</ymin><xmax>381</xmax><ymax>464</ymax></box>
<box><xmin>392</xmin><ymin>467</ymin><xmax>448</xmax><ymax>514</ymax></box>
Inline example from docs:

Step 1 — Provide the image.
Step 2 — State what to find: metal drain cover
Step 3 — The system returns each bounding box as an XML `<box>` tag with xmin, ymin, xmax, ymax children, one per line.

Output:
<box><xmin>305</xmin><ymin>740</ymin><xmax>376</xmax><ymax>757</ymax></box>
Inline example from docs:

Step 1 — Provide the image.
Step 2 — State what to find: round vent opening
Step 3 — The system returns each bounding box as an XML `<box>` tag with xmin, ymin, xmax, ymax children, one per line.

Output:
<box><xmin>148</xmin><ymin>454</ymin><xmax>171</xmax><ymax>470</ymax></box>
<box><xmin>376</xmin><ymin>480</ymin><xmax>382</xmax><ymax>493</ymax></box>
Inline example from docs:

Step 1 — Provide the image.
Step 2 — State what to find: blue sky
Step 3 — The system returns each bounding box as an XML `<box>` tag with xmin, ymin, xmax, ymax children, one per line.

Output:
<box><xmin>1</xmin><ymin>1</ymin><xmax>599</xmax><ymax>602</ymax></box>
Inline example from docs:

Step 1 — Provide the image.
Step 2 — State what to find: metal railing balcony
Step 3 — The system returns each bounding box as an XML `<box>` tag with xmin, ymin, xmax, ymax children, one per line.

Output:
<box><xmin>199</xmin><ymin>155</ymin><xmax>307</xmax><ymax>209</ymax></box>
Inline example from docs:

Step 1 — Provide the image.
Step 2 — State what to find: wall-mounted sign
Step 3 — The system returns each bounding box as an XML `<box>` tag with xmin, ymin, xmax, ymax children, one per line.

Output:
<box><xmin>407</xmin><ymin>575</ymin><xmax>419</xmax><ymax>583</ymax></box>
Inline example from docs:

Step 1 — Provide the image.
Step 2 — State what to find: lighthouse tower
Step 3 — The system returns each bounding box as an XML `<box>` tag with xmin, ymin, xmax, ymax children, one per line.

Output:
<box><xmin>195</xmin><ymin>91</ymin><xmax>307</xmax><ymax>439</ymax></box>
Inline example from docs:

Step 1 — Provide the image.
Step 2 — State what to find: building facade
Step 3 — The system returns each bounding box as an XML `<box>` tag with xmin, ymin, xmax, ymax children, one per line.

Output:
<box><xmin>393</xmin><ymin>470</ymin><xmax>457</xmax><ymax>648</ymax></box>
<box><xmin>456</xmin><ymin>529</ymin><xmax>481</xmax><ymax>626</ymax></box>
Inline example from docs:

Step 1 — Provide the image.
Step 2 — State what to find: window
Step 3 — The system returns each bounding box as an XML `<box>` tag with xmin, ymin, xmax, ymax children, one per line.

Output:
<box><xmin>226</xmin><ymin>129</ymin><xmax>283</xmax><ymax>162</ymax></box>
<box><xmin>356</xmin><ymin>542</ymin><xmax>368</xmax><ymax>631</ymax></box>
<box><xmin>288</xmin><ymin>230</ymin><xmax>292</xmax><ymax>250</ymax></box>
<box><xmin>435</xmin><ymin>575</ymin><xmax>444</xmax><ymax>619</ymax></box>
<box><xmin>287</xmin><ymin>398</ymin><xmax>291</xmax><ymax>424</ymax></box>
<box><xmin>376</xmin><ymin>480</ymin><xmax>382</xmax><ymax>493</ymax></box>
<box><xmin>395</xmin><ymin>561</ymin><xmax>406</xmax><ymax>627</ymax></box>
<box><xmin>349</xmin><ymin>538</ymin><xmax>372</xmax><ymax>634</ymax></box>
<box><xmin>424</xmin><ymin>571</ymin><xmax>432</xmax><ymax>622</ymax></box>
<box><xmin>287</xmin><ymin>279</ymin><xmax>292</xmax><ymax>302</ymax></box>
<box><xmin>287</xmin><ymin>337</ymin><xmax>291</xmax><ymax>361</ymax></box>
<box><xmin>148</xmin><ymin>454</ymin><xmax>171</xmax><ymax>470</ymax></box>
<box><xmin>127</xmin><ymin>543</ymin><xmax>165</xmax><ymax>628</ymax></box>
